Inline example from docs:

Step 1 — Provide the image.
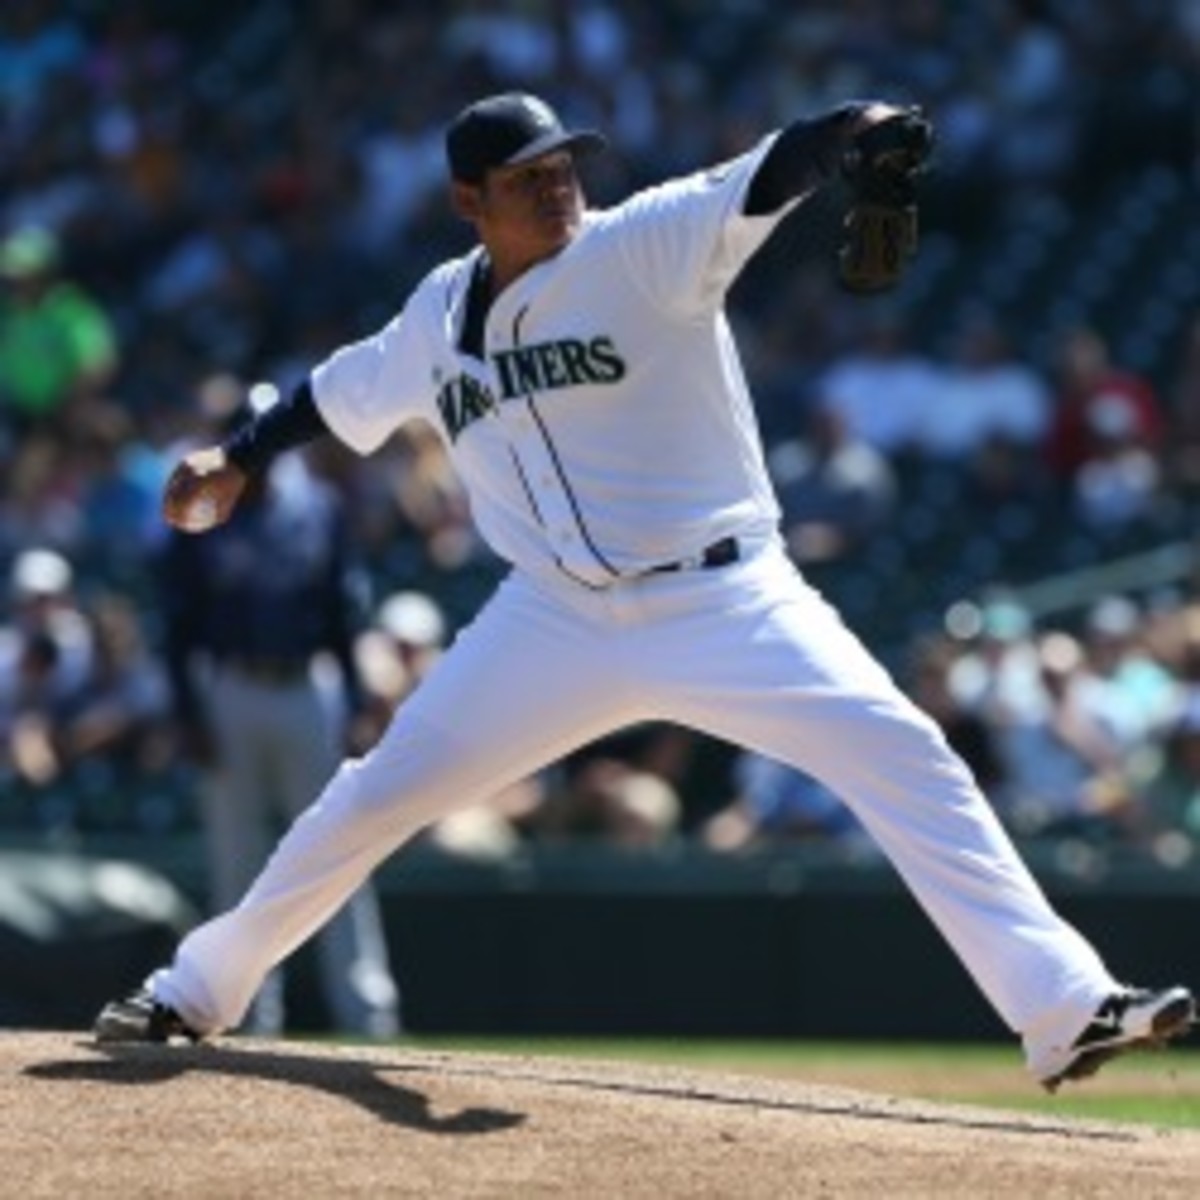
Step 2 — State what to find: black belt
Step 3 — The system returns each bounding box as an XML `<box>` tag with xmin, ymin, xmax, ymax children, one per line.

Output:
<box><xmin>648</xmin><ymin>536</ymin><xmax>740</xmax><ymax>575</ymax></box>
<box><xmin>218</xmin><ymin>656</ymin><xmax>311</xmax><ymax>684</ymax></box>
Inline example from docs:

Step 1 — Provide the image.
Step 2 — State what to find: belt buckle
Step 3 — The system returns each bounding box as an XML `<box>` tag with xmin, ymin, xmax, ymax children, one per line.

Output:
<box><xmin>702</xmin><ymin>536</ymin><xmax>739</xmax><ymax>569</ymax></box>
<box><xmin>645</xmin><ymin>536</ymin><xmax>737</xmax><ymax>577</ymax></box>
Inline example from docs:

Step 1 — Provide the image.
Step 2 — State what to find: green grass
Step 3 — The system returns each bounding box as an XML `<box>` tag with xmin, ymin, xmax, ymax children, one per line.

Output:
<box><xmin>404</xmin><ymin>1035</ymin><xmax>1200</xmax><ymax>1129</ymax></box>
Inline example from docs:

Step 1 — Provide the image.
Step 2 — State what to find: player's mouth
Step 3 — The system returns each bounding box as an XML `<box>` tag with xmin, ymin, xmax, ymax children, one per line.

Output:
<box><xmin>537</xmin><ymin>208</ymin><xmax>579</xmax><ymax>242</ymax></box>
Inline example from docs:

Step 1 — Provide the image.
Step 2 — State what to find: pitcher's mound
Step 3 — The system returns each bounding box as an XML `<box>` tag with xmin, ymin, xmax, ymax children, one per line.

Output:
<box><xmin>5</xmin><ymin>1031</ymin><xmax>1199</xmax><ymax>1197</ymax></box>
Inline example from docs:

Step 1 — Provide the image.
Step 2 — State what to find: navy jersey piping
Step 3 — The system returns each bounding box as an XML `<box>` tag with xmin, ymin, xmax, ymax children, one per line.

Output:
<box><xmin>456</xmin><ymin>254</ymin><xmax>491</xmax><ymax>362</ymax></box>
<box><xmin>506</xmin><ymin>445</ymin><xmax>604</xmax><ymax>590</ymax></box>
<box><xmin>511</xmin><ymin>306</ymin><xmax>621</xmax><ymax>581</ymax></box>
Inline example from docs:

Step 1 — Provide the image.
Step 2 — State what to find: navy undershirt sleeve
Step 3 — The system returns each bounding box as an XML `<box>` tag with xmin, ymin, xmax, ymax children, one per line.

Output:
<box><xmin>744</xmin><ymin>103</ymin><xmax>869</xmax><ymax>216</ymax></box>
<box><xmin>223</xmin><ymin>379</ymin><xmax>331</xmax><ymax>476</ymax></box>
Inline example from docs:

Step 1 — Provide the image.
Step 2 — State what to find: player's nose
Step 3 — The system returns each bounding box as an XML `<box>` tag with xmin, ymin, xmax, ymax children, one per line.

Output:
<box><xmin>539</xmin><ymin>162</ymin><xmax>577</xmax><ymax>195</ymax></box>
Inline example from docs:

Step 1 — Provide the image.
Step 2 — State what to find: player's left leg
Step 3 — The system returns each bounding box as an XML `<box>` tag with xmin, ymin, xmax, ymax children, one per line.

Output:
<box><xmin>628</xmin><ymin>543</ymin><xmax>1191</xmax><ymax>1079</ymax></box>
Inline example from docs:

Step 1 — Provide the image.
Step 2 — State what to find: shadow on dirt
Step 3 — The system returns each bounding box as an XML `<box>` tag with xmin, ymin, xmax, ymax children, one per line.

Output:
<box><xmin>24</xmin><ymin>1042</ymin><xmax>526</xmax><ymax>1136</ymax></box>
<box><xmin>391</xmin><ymin>1058</ymin><xmax>1135</xmax><ymax>1143</ymax></box>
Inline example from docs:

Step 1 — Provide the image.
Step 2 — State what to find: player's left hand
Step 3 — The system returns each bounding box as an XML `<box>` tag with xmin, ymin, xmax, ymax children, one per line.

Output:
<box><xmin>849</xmin><ymin>102</ymin><xmax>914</xmax><ymax>134</ymax></box>
<box><xmin>837</xmin><ymin>105</ymin><xmax>934</xmax><ymax>294</ymax></box>
<box><xmin>843</xmin><ymin>106</ymin><xmax>934</xmax><ymax>190</ymax></box>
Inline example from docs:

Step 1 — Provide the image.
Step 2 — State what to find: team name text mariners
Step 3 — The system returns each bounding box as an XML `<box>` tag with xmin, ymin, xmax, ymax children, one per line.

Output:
<box><xmin>437</xmin><ymin>335</ymin><xmax>626</xmax><ymax>441</ymax></box>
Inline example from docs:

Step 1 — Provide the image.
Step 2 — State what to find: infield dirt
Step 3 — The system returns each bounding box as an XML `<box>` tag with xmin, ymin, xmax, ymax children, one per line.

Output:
<box><xmin>5</xmin><ymin>1031</ymin><xmax>1199</xmax><ymax>1197</ymax></box>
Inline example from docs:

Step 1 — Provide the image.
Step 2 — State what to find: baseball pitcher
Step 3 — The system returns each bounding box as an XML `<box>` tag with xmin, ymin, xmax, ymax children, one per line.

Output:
<box><xmin>95</xmin><ymin>92</ymin><xmax>1193</xmax><ymax>1089</ymax></box>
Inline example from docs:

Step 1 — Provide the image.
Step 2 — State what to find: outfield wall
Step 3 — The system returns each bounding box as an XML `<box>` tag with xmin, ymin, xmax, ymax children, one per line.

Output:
<box><xmin>349</xmin><ymin>845</ymin><xmax>1198</xmax><ymax>1041</ymax></box>
<box><xmin>4</xmin><ymin>842</ymin><xmax>1195</xmax><ymax>1039</ymax></box>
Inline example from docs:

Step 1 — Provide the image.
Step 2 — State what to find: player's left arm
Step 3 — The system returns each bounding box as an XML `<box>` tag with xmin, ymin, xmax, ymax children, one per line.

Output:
<box><xmin>607</xmin><ymin>103</ymin><xmax>921</xmax><ymax>317</ymax></box>
<box><xmin>749</xmin><ymin>101</ymin><xmax>936</xmax><ymax>293</ymax></box>
<box><xmin>743</xmin><ymin>101</ymin><xmax>912</xmax><ymax>215</ymax></box>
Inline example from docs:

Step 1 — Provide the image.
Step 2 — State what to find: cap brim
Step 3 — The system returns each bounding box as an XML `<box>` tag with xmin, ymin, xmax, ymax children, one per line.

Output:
<box><xmin>505</xmin><ymin>129</ymin><xmax>607</xmax><ymax>169</ymax></box>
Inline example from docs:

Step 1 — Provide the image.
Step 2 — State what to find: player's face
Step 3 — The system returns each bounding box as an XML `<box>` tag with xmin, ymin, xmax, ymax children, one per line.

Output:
<box><xmin>464</xmin><ymin>150</ymin><xmax>585</xmax><ymax>269</ymax></box>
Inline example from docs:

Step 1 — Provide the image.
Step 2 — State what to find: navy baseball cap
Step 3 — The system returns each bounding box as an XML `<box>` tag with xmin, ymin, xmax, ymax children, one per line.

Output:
<box><xmin>445</xmin><ymin>93</ymin><xmax>606</xmax><ymax>184</ymax></box>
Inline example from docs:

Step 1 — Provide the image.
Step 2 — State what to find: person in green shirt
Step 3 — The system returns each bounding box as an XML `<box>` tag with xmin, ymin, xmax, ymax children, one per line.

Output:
<box><xmin>0</xmin><ymin>226</ymin><xmax>118</xmax><ymax>432</ymax></box>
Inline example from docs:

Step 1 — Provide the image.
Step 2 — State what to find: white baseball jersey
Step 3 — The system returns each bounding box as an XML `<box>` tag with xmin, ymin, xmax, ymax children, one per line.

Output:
<box><xmin>312</xmin><ymin>137</ymin><xmax>793</xmax><ymax>588</ymax></box>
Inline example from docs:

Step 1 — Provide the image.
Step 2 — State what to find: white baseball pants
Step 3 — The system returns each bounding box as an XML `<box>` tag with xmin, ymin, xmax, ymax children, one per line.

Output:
<box><xmin>153</xmin><ymin>541</ymin><xmax>1118</xmax><ymax>1061</ymax></box>
<box><xmin>202</xmin><ymin>666</ymin><xmax>400</xmax><ymax>1036</ymax></box>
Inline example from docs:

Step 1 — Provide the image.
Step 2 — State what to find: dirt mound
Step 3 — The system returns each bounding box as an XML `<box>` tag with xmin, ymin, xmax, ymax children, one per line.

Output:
<box><xmin>5</xmin><ymin>1031</ymin><xmax>1199</xmax><ymax>1197</ymax></box>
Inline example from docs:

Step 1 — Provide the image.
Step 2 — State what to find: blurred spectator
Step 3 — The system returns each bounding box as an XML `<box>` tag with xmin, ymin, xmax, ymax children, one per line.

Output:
<box><xmin>917</xmin><ymin>314</ymin><xmax>1051</xmax><ymax>459</ymax></box>
<box><xmin>987</xmin><ymin>0</ymin><xmax>1077</xmax><ymax>193</ymax></box>
<box><xmin>1080</xmin><ymin>594</ymin><xmax>1178</xmax><ymax>750</ymax></box>
<box><xmin>960</xmin><ymin>429</ymin><xmax>1056</xmax><ymax>515</ymax></box>
<box><xmin>996</xmin><ymin>630</ymin><xmax>1137</xmax><ymax>842</ymax></box>
<box><xmin>0</xmin><ymin>546</ymin><xmax>93</xmax><ymax>696</ymax></box>
<box><xmin>0</xmin><ymin>546</ymin><xmax>95</xmax><ymax>810</ymax></box>
<box><xmin>769</xmin><ymin>397</ymin><xmax>897</xmax><ymax>565</ymax></box>
<box><xmin>70</xmin><ymin>399</ymin><xmax>162</xmax><ymax>565</ymax></box>
<box><xmin>0</xmin><ymin>1</ymin><xmax>86</xmax><ymax>126</ymax></box>
<box><xmin>3</xmin><ymin>642</ymin><xmax>62</xmax><ymax>789</ymax></box>
<box><xmin>947</xmin><ymin>600</ymin><xmax>1145</xmax><ymax>843</ymax></box>
<box><xmin>0</xmin><ymin>431</ymin><xmax>81</xmax><ymax>556</ymax></box>
<box><xmin>1071</xmin><ymin>394</ymin><xmax>1163</xmax><ymax>532</ymax></box>
<box><xmin>356</xmin><ymin>588</ymin><xmax>448</xmax><ymax>740</ymax></box>
<box><xmin>351</xmin><ymin>104</ymin><xmax>447</xmax><ymax>253</ymax></box>
<box><xmin>158</xmin><ymin>420</ymin><xmax>400</xmax><ymax>1038</ymax></box>
<box><xmin>0</xmin><ymin>225</ymin><xmax>117</xmax><ymax>439</ymax></box>
<box><xmin>1130</xmin><ymin>695</ymin><xmax>1200</xmax><ymax>862</ymax></box>
<box><xmin>817</xmin><ymin>314</ymin><xmax>940</xmax><ymax>455</ymax></box>
<box><xmin>947</xmin><ymin>595</ymin><xmax>1044</xmax><ymax>735</ymax></box>
<box><xmin>907</xmin><ymin>632</ymin><xmax>1005</xmax><ymax>800</ymax></box>
<box><xmin>529</xmin><ymin>753</ymin><xmax>681</xmax><ymax>848</ymax></box>
<box><xmin>390</xmin><ymin>423</ymin><xmax>486</xmax><ymax>573</ymax></box>
<box><xmin>886</xmin><ymin>1</ymin><xmax>961</xmax><ymax>104</ymax></box>
<box><xmin>524</xmin><ymin>722</ymin><xmax>690</xmax><ymax>848</ymax></box>
<box><xmin>1045</xmin><ymin>326</ymin><xmax>1163</xmax><ymax>481</ymax></box>
<box><xmin>702</xmin><ymin>750</ymin><xmax>876</xmax><ymax>859</ymax></box>
<box><xmin>946</xmin><ymin>595</ymin><xmax>1060</xmax><ymax>822</ymax></box>
<box><xmin>443</xmin><ymin>2</ymin><xmax>560</xmax><ymax>84</ymax></box>
<box><xmin>48</xmin><ymin>590</ymin><xmax>172</xmax><ymax>810</ymax></box>
<box><xmin>1163</xmin><ymin>312</ymin><xmax>1200</xmax><ymax>494</ymax></box>
<box><xmin>140</xmin><ymin>203</ymin><xmax>283</xmax><ymax>370</ymax></box>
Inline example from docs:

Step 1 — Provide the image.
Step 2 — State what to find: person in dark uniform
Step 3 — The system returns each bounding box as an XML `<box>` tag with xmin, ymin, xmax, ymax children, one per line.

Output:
<box><xmin>160</xmin><ymin>413</ymin><xmax>400</xmax><ymax>1038</ymax></box>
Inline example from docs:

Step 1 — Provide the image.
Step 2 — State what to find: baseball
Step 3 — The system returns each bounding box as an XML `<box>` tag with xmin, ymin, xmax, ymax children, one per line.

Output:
<box><xmin>179</xmin><ymin>496</ymin><xmax>218</xmax><ymax>532</ymax></box>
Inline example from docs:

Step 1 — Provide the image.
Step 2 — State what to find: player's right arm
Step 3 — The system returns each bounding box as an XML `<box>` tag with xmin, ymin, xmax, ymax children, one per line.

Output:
<box><xmin>160</xmin><ymin>382</ymin><xmax>330</xmax><ymax>532</ymax></box>
<box><xmin>163</xmin><ymin>277</ymin><xmax>442</xmax><ymax>534</ymax></box>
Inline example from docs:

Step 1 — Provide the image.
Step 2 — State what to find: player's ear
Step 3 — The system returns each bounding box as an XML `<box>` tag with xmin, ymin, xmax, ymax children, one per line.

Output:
<box><xmin>450</xmin><ymin>180</ymin><xmax>484</xmax><ymax>222</ymax></box>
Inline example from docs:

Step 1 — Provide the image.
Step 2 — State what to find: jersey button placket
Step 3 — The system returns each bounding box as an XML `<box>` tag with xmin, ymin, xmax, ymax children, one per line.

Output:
<box><xmin>510</xmin><ymin>401</ymin><xmax>598</xmax><ymax>583</ymax></box>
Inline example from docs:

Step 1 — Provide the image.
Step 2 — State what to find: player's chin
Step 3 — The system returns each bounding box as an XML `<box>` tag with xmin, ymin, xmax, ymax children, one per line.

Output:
<box><xmin>538</xmin><ymin>209</ymin><xmax>580</xmax><ymax>245</ymax></box>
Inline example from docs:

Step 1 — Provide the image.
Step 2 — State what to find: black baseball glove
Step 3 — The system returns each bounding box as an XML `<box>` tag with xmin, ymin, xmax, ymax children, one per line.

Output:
<box><xmin>837</xmin><ymin>108</ymin><xmax>934</xmax><ymax>294</ymax></box>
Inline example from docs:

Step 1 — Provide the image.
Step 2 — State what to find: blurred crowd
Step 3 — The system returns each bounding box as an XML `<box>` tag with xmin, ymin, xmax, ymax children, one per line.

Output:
<box><xmin>2</xmin><ymin>0</ymin><xmax>1200</xmax><ymax>872</ymax></box>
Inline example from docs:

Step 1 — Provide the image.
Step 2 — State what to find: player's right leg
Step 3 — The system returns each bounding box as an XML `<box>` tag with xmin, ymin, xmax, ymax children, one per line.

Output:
<box><xmin>199</xmin><ymin>669</ymin><xmax>290</xmax><ymax>1035</ymax></box>
<box><xmin>271</xmin><ymin>674</ymin><xmax>401</xmax><ymax>1038</ymax></box>
<box><xmin>94</xmin><ymin>573</ymin><xmax>640</xmax><ymax>1042</ymax></box>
